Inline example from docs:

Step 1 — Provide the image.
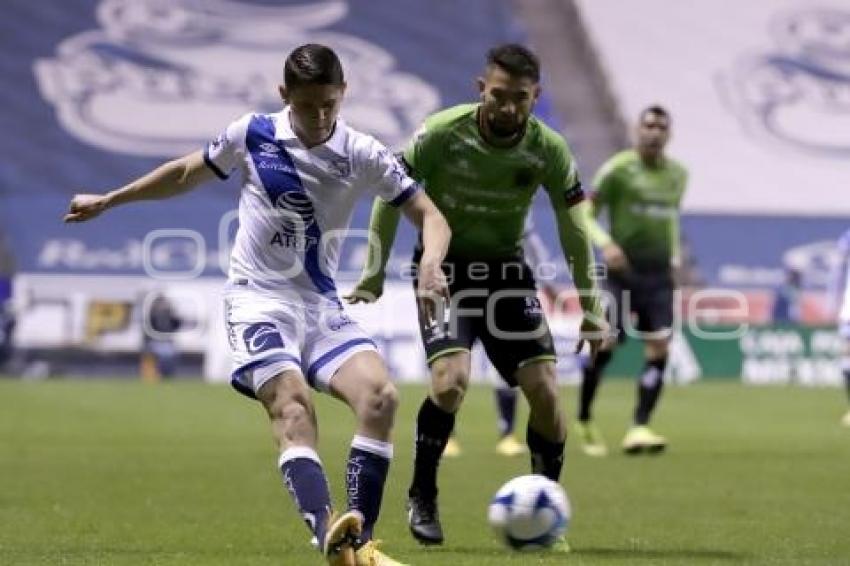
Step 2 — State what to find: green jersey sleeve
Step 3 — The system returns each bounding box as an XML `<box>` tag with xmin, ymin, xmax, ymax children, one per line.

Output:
<box><xmin>541</xmin><ymin>131</ymin><xmax>584</xmax><ymax>208</ymax></box>
<box><xmin>669</xmin><ymin>165</ymin><xmax>689</xmax><ymax>265</ymax></box>
<box><xmin>539</xmin><ymin>130</ymin><xmax>602</xmax><ymax>318</ymax></box>
<box><xmin>401</xmin><ymin>124</ymin><xmax>437</xmax><ymax>180</ymax></box>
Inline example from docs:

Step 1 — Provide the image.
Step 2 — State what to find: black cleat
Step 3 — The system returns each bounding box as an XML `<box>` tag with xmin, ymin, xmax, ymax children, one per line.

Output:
<box><xmin>406</xmin><ymin>495</ymin><xmax>444</xmax><ymax>545</ymax></box>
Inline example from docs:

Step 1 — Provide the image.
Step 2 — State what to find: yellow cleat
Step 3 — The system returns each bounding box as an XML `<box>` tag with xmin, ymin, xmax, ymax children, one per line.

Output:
<box><xmin>575</xmin><ymin>421</ymin><xmax>608</xmax><ymax>457</ymax></box>
<box><xmin>551</xmin><ymin>536</ymin><xmax>572</xmax><ymax>553</ymax></box>
<box><xmin>323</xmin><ymin>511</ymin><xmax>362</xmax><ymax>566</ymax></box>
<box><xmin>355</xmin><ymin>540</ymin><xmax>409</xmax><ymax>566</ymax></box>
<box><xmin>841</xmin><ymin>409</ymin><xmax>850</xmax><ymax>428</ymax></box>
<box><xmin>495</xmin><ymin>433</ymin><xmax>527</xmax><ymax>457</ymax></box>
<box><xmin>442</xmin><ymin>437</ymin><xmax>462</xmax><ymax>458</ymax></box>
<box><xmin>622</xmin><ymin>426</ymin><xmax>667</xmax><ymax>455</ymax></box>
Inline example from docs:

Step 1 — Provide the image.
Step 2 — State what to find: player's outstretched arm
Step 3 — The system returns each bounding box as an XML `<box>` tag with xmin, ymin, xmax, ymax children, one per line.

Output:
<box><xmin>582</xmin><ymin>192</ymin><xmax>629</xmax><ymax>273</ymax></box>
<box><xmin>553</xmin><ymin>200</ymin><xmax>610</xmax><ymax>359</ymax></box>
<box><xmin>64</xmin><ymin>150</ymin><xmax>217</xmax><ymax>223</ymax></box>
<box><xmin>400</xmin><ymin>191</ymin><xmax>450</xmax><ymax>278</ymax></box>
<box><xmin>401</xmin><ymin>190</ymin><xmax>450</xmax><ymax>322</ymax></box>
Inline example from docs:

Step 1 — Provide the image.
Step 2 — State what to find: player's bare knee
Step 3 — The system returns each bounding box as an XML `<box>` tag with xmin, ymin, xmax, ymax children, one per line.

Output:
<box><xmin>275</xmin><ymin>392</ymin><xmax>313</xmax><ymax>426</ymax></box>
<box><xmin>358</xmin><ymin>379</ymin><xmax>398</xmax><ymax>427</ymax></box>
<box><xmin>431</xmin><ymin>364</ymin><xmax>468</xmax><ymax>412</ymax></box>
<box><xmin>527</xmin><ymin>380</ymin><xmax>559</xmax><ymax>412</ymax></box>
<box><xmin>261</xmin><ymin>378</ymin><xmax>313</xmax><ymax>422</ymax></box>
<box><xmin>371</xmin><ymin>381</ymin><xmax>400</xmax><ymax>418</ymax></box>
<box><xmin>646</xmin><ymin>339</ymin><xmax>669</xmax><ymax>360</ymax></box>
<box><xmin>653</xmin><ymin>348</ymin><xmax>669</xmax><ymax>361</ymax></box>
<box><xmin>519</xmin><ymin>365</ymin><xmax>560</xmax><ymax>410</ymax></box>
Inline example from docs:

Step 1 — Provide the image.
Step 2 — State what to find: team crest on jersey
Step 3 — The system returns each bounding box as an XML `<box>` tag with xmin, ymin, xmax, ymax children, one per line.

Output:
<box><xmin>719</xmin><ymin>7</ymin><xmax>850</xmax><ymax>156</ymax></box>
<box><xmin>210</xmin><ymin>134</ymin><xmax>226</xmax><ymax>151</ymax></box>
<box><xmin>243</xmin><ymin>322</ymin><xmax>284</xmax><ymax>354</ymax></box>
<box><xmin>34</xmin><ymin>0</ymin><xmax>440</xmax><ymax>157</ymax></box>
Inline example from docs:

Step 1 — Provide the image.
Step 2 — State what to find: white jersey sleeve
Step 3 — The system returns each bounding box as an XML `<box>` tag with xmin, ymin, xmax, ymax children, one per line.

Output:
<box><xmin>203</xmin><ymin>113</ymin><xmax>253</xmax><ymax>180</ymax></box>
<box><xmin>354</xmin><ymin>137</ymin><xmax>420</xmax><ymax>207</ymax></box>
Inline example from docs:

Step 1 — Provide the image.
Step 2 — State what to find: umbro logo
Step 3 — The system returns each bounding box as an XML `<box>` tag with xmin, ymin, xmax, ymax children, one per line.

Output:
<box><xmin>259</xmin><ymin>142</ymin><xmax>280</xmax><ymax>157</ymax></box>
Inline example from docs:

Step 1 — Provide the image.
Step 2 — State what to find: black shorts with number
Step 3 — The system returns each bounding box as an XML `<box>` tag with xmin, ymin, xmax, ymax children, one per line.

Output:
<box><xmin>605</xmin><ymin>267</ymin><xmax>674</xmax><ymax>343</ymax></box>
<box><xmin>412</xmin><ymin>253</ymin><xmax>556</xmax><ymax>386</ymax></box>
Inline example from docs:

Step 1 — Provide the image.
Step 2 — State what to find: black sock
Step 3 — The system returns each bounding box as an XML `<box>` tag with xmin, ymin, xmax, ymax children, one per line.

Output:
<box><xmin>579</xmin><ymin>349</ymin><xmax>613</xmax><ymax>422</ymax></box>
<box><xmin>494</xmin><ymin>387</ymin><xmax>518</xmax><ymax>437</ymax></box>
<box><xmin>409</xmin><ymin>397</ymin><xmax>455</xmax><ymax>499</ymax></box>
<box><xmin>634</xmin><ymin>356</ymin><xmax>668</xmax><ymax>425</ymax></box>
<box><xmin>527</xmin><ymin>425</ymin><xmax>565</xmax><ymax>482</ymax></box>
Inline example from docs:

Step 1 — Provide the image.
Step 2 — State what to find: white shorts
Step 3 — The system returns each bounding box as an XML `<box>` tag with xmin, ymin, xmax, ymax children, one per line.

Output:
<box><xmin>224</xmin><ymin>287</ymin><xmax>377</xmax><ymax>398</ymax></box>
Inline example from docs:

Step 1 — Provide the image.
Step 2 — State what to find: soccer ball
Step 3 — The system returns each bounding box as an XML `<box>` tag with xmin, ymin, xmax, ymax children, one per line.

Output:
<box><xmin>487</xmin><ymin>474</ymin><xmax>570</xmax><ymax>550</ymax></box>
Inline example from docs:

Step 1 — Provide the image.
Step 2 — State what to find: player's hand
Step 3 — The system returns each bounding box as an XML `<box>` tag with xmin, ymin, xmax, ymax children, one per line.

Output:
<box><xmin>64</xmin><ymin>194</ymin><xmax>110</xmax><ymax>223</ymax></box>
<box><xmin>416</xmin><ymin>259</ymin><xmax>449</xmax><ymax>325</ymax></box>
<box><xmin>343</xmin><ymin>273</ymin><xmax>386</xmax><ymax>304</ymax></box>
<box><xmin>602</xmin><ymin>243</ymin><xmax>629</xmax><ymax>273</ymax></box>
<box><xmin>574</xmin><ymin>315</ymin><xmax>613</xmax><ymax>362</ymax></box>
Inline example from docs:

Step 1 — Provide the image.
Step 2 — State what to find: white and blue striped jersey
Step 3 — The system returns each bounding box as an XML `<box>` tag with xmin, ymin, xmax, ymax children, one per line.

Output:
<box><xmin>204</xmin><ymin>107</ymin><xmax>419</xmax><ymax>308</ymax></box>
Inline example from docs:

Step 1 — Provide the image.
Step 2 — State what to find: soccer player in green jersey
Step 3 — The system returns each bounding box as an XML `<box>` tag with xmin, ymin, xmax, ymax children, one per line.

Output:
<box><xmin>346</xmin><ymin>44</ymin><xmax>607</xmax><ymax>546</ymax></box>
<box><xmin>576</xmin><ymin>105</ymin><xmax>688</xmax><ymax>456</ymax></box>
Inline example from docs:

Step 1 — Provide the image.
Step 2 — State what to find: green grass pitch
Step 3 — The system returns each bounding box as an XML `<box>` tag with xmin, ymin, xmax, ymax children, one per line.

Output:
<box><xmin>1</xmin><ymin>379</ymin><xmax>848</xmax><ymax>565</ymax></box>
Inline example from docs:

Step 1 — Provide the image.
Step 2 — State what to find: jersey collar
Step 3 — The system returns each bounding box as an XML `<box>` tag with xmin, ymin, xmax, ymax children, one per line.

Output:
<box><xmin>275</xmin><ymin>106</ymin><xmax>348</xmax><ymax>157</ymax></box>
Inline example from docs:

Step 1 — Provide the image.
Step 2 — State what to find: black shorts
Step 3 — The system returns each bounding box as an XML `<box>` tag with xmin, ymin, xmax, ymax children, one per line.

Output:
<box><xmin>604</xmin><ymin>268</ymin><xmax>674</xmax><ymax>343</ymax></box>
<box><xmin>412</xmin><ymin>254</ymin><xmax>556</xmax><ymax>386</ymax></box>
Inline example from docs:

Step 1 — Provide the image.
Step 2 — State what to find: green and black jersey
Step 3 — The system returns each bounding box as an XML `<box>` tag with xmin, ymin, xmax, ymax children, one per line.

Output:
<box><xmin>402</xmin><ymin>103</ymin><xmax>583</xmax><ymax>259</ymax></box>
<box><xmin>587</xmin><ymin>149</ymin><xmax>687</xmax><ymax>270</ymax></box>
<box><xmin>364</xmin><ymin>103</ymin><xmax>600</xmax><ymax>317</ymax></box>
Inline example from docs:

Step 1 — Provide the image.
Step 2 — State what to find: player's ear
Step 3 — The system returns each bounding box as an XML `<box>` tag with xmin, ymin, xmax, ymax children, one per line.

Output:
<box><xmin>278</xmin><ymin>84</ymin><xmax>288</xmax><ymax>104</ymax></box>
<box><xmin>533</xmin><ymin>84</ymin><xmax>542</xmax><ymax>102</ymax></box>
<box><xmin>476</xmin><ymin>76</ymin><xmax>486</xmax><ymax>98</ymax></box>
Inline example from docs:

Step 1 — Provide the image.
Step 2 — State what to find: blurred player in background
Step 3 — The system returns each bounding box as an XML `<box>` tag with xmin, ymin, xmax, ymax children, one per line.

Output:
<box><xmin>831</xmin><ymin>229</ymin><xmax>850</xmax><ymax>427</ymax></box>
<box><xmin>65</xmin><ymin>43</ymin><xmax>451</xmax><ymax>566</ymax></box>
<box><xmin>140</xmin><ymin>292</ymin><xmax>182</xmax><ymax>382</ymax></box>
<box><xmin>348</xmin><ymin>44</ymin><xmax>606</xmax><ymax>547</ymax></box>
<box><xmin>442</xmin><ymin>382</ymin><xmax>525</xmax><ymax>459</ymax></box>
<box><xmin>772</xmin><ymin>267</ymin><xmax>803</xmax><ymax>324</ymax></box>
<box><xmin>578</xmin><ymin>105</ymin><xmax>687</xmax><ymax>456</ymax></box>
<box><xmin>0</xmin><ymin>232</ymin><xmax>15</xmax><ymax>372</ymax></box>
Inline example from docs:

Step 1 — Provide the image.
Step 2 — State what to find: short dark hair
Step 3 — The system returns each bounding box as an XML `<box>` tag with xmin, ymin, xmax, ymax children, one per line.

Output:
<box><xmin>284</xmin><ymin>44</ymin><xmax>344</xmax><ymax>89</ymax></box>
<box><xmin>486</xmin><ymin>43</ymin><xmax>540</xmax><ymax>82</ymax></box>
<box><xmin>639</xmin><ymin>105</ymin><xmax>671</xmax><ymax>124</ymax></box>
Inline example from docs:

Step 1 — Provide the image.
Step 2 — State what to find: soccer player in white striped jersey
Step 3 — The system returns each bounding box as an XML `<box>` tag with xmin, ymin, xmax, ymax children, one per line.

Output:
<box><xmin>65</xmin><ymin>44</ymin><xmax>450</xmax><ymax>566</ymax></box>
<box><xmin>831</xmin><ymin>228</ymin><xmax>850</xmax><ymax>427</ymax></box>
